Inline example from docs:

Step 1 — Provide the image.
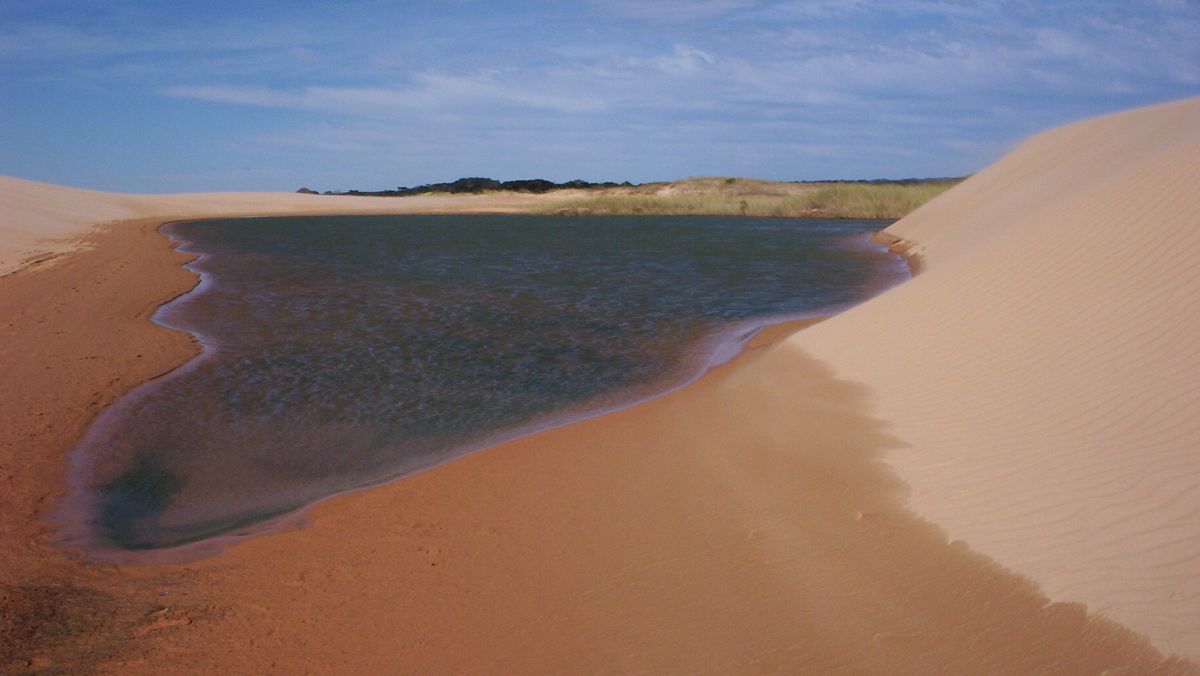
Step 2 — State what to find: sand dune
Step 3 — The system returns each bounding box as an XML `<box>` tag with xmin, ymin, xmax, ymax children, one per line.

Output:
<box><xmin>793</xmin><ymin>96</ymin><xmax>1200</xmax><ymax>658</ymax></box>
<box><xmin>0</xmin><ymin>177</ymin><xmax>143</xmax><ymax>273</ymax></box>
<box><xmin>0</xmin><ymin>175</ymin><xmax>571</xmax><ymax>276</ymax></box>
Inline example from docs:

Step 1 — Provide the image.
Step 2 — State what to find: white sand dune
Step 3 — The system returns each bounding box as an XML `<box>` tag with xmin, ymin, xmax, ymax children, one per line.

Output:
<box><xmin>793</xmin><ymin>96</ymin><xmax>1200</xmax><ymax>659</ymax></box>
<box><xmin>0</xmin><ymin>178</ymin><xmax>143</xmax><ymax>273</ymax></box>
<box><xmin>0</xmin><ymin>176</ymin><xmax>564</xmax><ymax>276</ymax></box>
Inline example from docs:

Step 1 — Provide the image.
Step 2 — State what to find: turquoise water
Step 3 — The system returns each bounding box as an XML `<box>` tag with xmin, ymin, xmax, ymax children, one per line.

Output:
<box><xmin>62</xmin><ymin>215</ymin><xmax>907</xmax><ymax>555</ymax></box>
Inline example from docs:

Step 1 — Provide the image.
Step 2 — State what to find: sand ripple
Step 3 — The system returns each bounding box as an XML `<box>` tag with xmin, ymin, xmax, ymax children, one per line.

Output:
<box><xmin>795</xmin><ymin>96</ymin><xmax>1200</xmax><ymax>660</ymax></box>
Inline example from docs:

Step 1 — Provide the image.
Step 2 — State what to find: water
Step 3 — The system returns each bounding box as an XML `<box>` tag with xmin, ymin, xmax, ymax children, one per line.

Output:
<box><xmin>62</xmin><ymin>215</ymin><xmax>907</xmax><ymax>555</ymax></box>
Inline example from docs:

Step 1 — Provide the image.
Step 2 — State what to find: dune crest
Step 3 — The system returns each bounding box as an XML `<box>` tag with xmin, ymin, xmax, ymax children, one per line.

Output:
<box><xmin>793</xmin><ymin>96</ymin><xmax>1200</xmax><ymax>659</ymax></box>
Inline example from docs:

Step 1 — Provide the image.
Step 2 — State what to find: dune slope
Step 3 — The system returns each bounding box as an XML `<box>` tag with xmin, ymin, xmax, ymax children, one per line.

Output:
<box><xmin>793</xmin><ymin>96</ymin><xmax>1200</xmax><ymax>659</ymax></box>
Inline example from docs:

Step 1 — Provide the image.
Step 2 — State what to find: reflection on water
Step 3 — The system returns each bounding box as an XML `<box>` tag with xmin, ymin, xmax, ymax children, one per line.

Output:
<box><xmin>63</xmin><ymin>214</ymin><xmax>907</xmax><ymax>552</ymax></box>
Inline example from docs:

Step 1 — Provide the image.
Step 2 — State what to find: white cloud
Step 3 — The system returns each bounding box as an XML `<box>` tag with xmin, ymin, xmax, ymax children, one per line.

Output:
<box><xmin>165</xmin><ymin>70</ymin><xmax>608</xmax><ymax>117</ymax></box>
<box><xmin>656</xmin><ymin>46</ymin><xmax>717</xmax><ymax>75</ymax></box>
<box><xmin>165</xmin><ymin>85</ymin><xmax>308</xmax><ymax>108</ymax></box>
<box><xmin>594</xmin><ymin>0</ymin><xmax>762</xmax><ymax>21</ymax></box>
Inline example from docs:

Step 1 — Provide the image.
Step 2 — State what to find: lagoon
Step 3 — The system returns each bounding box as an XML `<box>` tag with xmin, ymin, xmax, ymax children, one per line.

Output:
<box><xmin>64</xmin><ymin>214</ymin><xmax>906</xmax><ymax>553</ymax></box>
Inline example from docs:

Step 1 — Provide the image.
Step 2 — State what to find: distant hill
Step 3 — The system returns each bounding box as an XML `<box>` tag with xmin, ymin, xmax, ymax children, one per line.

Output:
<box><xmin>315</xmin><ymin>175</ymin><xmax>962</xmax><ymax>197</ymax></box>
<box><xmin>324</xmin><ymin>177</ymin><xmax>633</xmax><ymax>197</ymax></box>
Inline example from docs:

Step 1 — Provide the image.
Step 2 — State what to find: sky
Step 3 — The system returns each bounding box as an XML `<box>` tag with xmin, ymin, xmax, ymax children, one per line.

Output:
<box><xmin>1</xmin><ymin>1</ymin><xmax>1197</xmax><ymax>193</ymax></box>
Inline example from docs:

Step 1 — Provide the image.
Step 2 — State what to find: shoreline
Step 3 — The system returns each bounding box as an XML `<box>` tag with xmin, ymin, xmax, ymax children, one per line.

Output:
<box><xmin>871</xmin><ymin>230</ymin><xmax>923</xmax><ymax>275</ymax></box>
<box><xmin>58</xmin><ymin>219</ymin><xmax>896</xmax><ymax>565</ymax></box>
<box><xmin>123</xmin><ymin>217</ymin><xmax>1181</xmax><ymax>671</ymax></box>
<box><xmin>1</xmin><ymin>218</ymin><xmax>202</xmax><ymax>669</ymax></box>
<box><xmin>3</xmin><ymin>215</ymin><xmax>1185</xmax><ymax>672</ymax></box>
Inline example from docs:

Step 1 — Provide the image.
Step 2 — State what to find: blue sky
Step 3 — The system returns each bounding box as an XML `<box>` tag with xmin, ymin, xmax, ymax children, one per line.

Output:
<box><xmin>2</xmin><ymin>1</ymin><xmax>1197</xmax><ymax>193</ymax></box>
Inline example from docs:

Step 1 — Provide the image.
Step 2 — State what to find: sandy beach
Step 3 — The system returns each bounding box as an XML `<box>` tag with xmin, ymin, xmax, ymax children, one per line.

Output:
<box><xmin>2</xmin><ymin>98</ymin><xmax>1198</xmax><ymax>672</ymax></box>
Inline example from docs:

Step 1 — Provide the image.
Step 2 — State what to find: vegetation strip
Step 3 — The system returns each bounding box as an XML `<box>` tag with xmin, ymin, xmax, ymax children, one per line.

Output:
<box><xmin>302</xmin><ymin>176</ymin><xmax>963</xmax><ymax>220</ymax></box>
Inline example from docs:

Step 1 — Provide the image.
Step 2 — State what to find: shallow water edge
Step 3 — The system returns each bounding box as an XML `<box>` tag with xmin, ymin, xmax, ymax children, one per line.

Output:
<box><xmin>54</xmin><ymin>215</ymin><xmax>910</xmax><ymax>562</ymax></box>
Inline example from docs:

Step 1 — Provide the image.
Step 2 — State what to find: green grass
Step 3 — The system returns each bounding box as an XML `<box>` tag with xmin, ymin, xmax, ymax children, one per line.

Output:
<box><xmin>539</xmin><ymin>179</ymin><xmax>961</xmax><ymax>219</ymax></box>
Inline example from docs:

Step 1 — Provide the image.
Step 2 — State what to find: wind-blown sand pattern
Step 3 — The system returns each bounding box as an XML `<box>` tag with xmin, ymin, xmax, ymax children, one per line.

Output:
<box><xmin>1</xmin><ymin>97</ymin><xmax>1198</xmax><ymax>671</ymax></box>
<box><xmin>794</xmin><ymin>96</ymin><xmax>1200</xmax><ymax>659</ymax></box>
